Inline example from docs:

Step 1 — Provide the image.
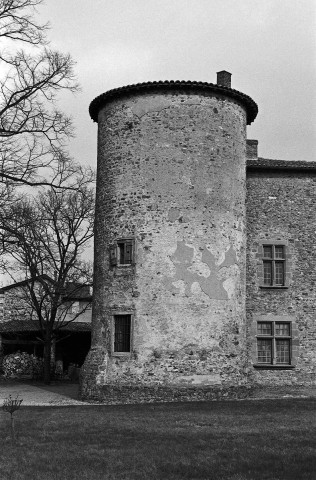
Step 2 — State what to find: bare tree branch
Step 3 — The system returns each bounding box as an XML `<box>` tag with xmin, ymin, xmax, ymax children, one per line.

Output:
<box><xmin>0</xmin><ymin>165</ymin><xmax>94</xmax><ymax>383</ymax></box>
<box><xmin>0</xmin><ymin>0</ymin><xmax>48</xmax><ymax>45</ymax></box>
<box><xmin>0</xmin><ymin>0</ymin><xmax>82</xmax><ymax>194</ymax></box>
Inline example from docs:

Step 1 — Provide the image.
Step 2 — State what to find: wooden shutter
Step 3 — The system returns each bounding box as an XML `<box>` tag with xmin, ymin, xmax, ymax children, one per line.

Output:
<box><xmin>125</xmin><ymin>241</ymin><xmax>133</xmax><ymax>264</ymax></box>
<box><xmin>109</xmin><ymin>245</ymin><xmax>117</xmax><ymax>266</ymax></box>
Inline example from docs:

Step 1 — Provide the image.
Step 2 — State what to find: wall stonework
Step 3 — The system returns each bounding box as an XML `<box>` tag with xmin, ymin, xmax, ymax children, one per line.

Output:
<box><xmin>246</xmin><ymin>169</ymin><xmax>316</xmax><ymax>386</ymax></box>
<box><xmin>81</xmin><ymin>84</ymin><xmax>256</xmax><ymax>400</ymax></box>
<box><xmin>81</xmin><ymin>80</ymin><xmax>316</xmax><ymax>404</ymax></box>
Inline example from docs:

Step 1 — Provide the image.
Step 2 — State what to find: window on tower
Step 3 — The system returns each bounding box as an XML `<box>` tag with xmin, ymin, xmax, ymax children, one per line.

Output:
<box><xmin>109</xmin><ymin>239</ymin><xmax>134</xmax><ymax>267</ymax></box>
<box><xmin>113</xmin><ymin>314</ymin><xmax>132</xmax><ymax>354</ymax></box>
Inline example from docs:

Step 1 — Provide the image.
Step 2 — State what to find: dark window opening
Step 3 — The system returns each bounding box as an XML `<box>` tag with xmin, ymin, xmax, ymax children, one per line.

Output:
<box><xmin>117</xmin><ymin>241</ymin><xmax>133</xmax><ymax>264</ymax></box>
<box><xmin>114</xmin><ymin>315</ymin><xmax>131</xmax><ymax>352</ymax></box>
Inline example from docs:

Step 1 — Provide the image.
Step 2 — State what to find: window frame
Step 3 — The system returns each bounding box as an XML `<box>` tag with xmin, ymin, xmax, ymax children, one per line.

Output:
<box><xmin>111</xmin><ymin>312</ymin><xmax>133</xmax><ymax>357</ymax></box>
<box><xmin>109</xmin><ymin>238</ymin><xmax>135</xmax><ymax>267</ymax></box>
<box><xmin>257</xmin><ymin>239</ymin><xmax>291</xmax><ymax>289</ymax></box>
<box><xmin>262</xmin><ymin>245</ymin><xmax>285</xmax><ymax>286</ymax></box>
<box><xmin>257</xmin><ymin>321</ymin><xmax>291</xmax><ymax>365</ymax></box>
<box><xmin>251</xmin><ymin>315</ymin><xmax>298</xmax><ymax>370</ymax></box>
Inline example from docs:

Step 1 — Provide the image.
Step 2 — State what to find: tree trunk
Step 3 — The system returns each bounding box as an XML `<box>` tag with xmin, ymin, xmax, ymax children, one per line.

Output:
<box><xmin>43</xmin><ymin>338</ymin><xmax>51</xmax><ymax>384</ymax></box>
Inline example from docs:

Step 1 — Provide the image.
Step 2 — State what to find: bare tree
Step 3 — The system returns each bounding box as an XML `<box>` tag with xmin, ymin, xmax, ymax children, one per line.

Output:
<box><xmin>0</xmin><ymin>167</ymin><xmax>95</xmax><ymax>383</ymax></box>
<box><xmin>0</xmin><ymin>0</ymin><xmax>81</xmax><ymax>196</ymax></box>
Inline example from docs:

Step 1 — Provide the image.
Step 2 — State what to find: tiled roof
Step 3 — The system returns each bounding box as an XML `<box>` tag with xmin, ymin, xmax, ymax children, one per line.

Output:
<box><xmin>89</xmin><ymin>80</ymin><xmax>258</xmax><ymax>125</ymax></box>
<box><xmin>247</xmin><ymin>158</ymin><xmax>316</xmax><ymax>171</ymax></box>
<box><xmin>63</xmin><ymin>283</ymin><xmax>92</xmax><ymax>300</ymax></box>
<box><xmin>0</xmin><ymin>320</ymin><xmax>91</xmax><ymax>333</ymax></box>
<box><xmin>0</xmin><ymin>278</ymin><xmax>92</xmax><ymax>300</ymax></box>
<box><xmin>0</xmin><ymin>275</ymin><xmax>53</xmax><ymax>293</ymax></box>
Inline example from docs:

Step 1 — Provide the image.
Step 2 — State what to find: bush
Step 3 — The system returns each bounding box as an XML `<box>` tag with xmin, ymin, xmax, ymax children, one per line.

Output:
<box><xmin>2</xmin><ymin>351</ymin><xmax>43</xmax><ymax>378</ymax></box>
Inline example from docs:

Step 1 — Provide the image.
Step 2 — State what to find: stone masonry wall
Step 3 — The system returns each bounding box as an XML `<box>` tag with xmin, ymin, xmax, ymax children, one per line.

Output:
<box><xmin>81</xmin><ymin>88</ymin><xmax>250</xmax><ymax>400</ymax></box>
<box><xmin>246</xmin><ymin>169</ymin><xmax>316</xmax><ymax>386</ymax></box>
<box><xmin>0</xmin><ymin>287</ymin><xmax>32</xmax><ymax>323</ymax></box>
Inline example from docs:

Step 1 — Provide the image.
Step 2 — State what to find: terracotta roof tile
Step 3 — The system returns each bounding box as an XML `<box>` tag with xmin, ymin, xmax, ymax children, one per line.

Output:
<box><xmin>247</xmin><ymin>158</ymin><xmax>316</xmax><ymax>171</ymax></box>
<box><xmin>89</xmin><ymin>80</ymin><xmax>258</xmax><ymax>125</ymax></box>
<box><xmin>0</xmin><ymin>320</ymin><xmax>91</xmax><ymax>333</ymax></box>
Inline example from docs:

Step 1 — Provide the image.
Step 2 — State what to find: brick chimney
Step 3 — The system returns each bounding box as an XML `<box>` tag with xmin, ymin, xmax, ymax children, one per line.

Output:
<box><xmin>216</xmin><ymin>70</ymin><xmax>232</xmax><ymax>88</ymax></box>
<box><xmin>246</xmin><ymin>139</ymin><xmax>258</xmax><ymax>159</ymax></box>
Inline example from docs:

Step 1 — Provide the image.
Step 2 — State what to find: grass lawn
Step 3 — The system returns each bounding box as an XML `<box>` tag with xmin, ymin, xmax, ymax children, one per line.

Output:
<box><xmin>0</xmin><ymin>398</ymin><xmax>315</xmax><ymax>480</ymax></box>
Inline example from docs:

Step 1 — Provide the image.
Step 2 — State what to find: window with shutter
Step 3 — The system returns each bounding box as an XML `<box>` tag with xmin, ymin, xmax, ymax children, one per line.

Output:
<box><xmin>109</xmin><ymin>239</ymin><xmax>135</xmax><ymax>267</ymax></box>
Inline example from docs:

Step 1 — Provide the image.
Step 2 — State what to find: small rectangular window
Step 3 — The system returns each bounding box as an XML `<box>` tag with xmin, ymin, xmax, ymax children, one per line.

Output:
<box><xmin>263</xmin><ymin>262</ymin><xmax>272</xmax><ymax>285</ymax></box>
<box><xmin>114</xmin><ymin>314</ymin><xmax>131</xmax><ymax>352</ymax></box>
<box><xmin>257</xmin><ymin>322</ymin><xmax>272</xmax><ymax>335</ymax></box>
<box><xmin>274</xmin><ymin>246</ymin><xmax>284</xmax><ymax>259</ymax></box>
<box><xmin>276</xmin><ymin>339</ymin><xmax>290</xmax><ymax>364</ymax></box>
<box><xmin>263</xmin><ymin>246</ymin><xmax>272</xmax><ymax>258</ymax></box>
<box><xmin>257</xmin><ymin>339</ymin><xmax>272</xmax><ymax>364</ymax></box>
<box><xmin>275</xmin><ymin>323</ymin><xmax>290</xmax><ymax>336</ymax></box>
<box><xmin>275</xmin><ymin>262</ymin><xmax>284</xmax><ymax>285</ymax></box>
<box><xmin>110</xmin><ymin>239</ymin><xmax>134</xmax><ymax>266</ymax></box>
<box><xmin>262</xmin><ymin>245</ymin><xmax>285</xmax><ymax>286</ymax></box>
<box><xmin>118</xmin><ymin>241</ymin><xmax>133</xmax><ymax>265</ymax></box>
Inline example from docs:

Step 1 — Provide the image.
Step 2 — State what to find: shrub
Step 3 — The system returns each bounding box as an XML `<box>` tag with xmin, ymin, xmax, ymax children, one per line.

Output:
<box><xmin>2</xmin><ymin>351</ymin><xmax>43</xmax><ymax>378</ymax></box>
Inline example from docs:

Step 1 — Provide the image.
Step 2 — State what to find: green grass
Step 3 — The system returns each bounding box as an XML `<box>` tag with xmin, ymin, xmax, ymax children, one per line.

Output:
<box><xmin>0</xmin><ymin>399</ymin><xmax>315</xmax><ymax>480</ymax></box>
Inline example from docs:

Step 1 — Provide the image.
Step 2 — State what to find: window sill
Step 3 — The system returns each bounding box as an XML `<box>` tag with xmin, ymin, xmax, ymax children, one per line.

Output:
<box><xmin>259</xmin><ymin>285</ymin><xmax>289</xmax><ymax>289</ymax></box>
<box><xmin>253</xmin><ymin>364</ymin><xmax>295</xmax><ymax>370</ymax></box>
<box><xmin>111</xmin><ymin>352</ymin><xmax>131</xmax><ymax>358</ymax></box>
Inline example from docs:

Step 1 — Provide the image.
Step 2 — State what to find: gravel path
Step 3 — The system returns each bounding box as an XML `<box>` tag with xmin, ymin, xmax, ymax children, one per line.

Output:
<box><xmin>1</xmin><ymin>381</ymin><xmax>315</xmax><ymax>406</ymax></box>
<box><xmin>0</xmin><ymin>382</ymin><xmax>93</xmax><ymax>406</ymax></box>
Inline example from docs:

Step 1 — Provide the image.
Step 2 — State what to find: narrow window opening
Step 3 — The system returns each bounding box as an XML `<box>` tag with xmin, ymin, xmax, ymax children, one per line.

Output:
<box><xmin>117</xmin><ymin>240</ymin><xmax>133</xmax><ymax>265</ymax></box>
<box><xmin>114</xmin><ymin>315</ymin><xmax>131</xmax><ymax>352</ymax></box>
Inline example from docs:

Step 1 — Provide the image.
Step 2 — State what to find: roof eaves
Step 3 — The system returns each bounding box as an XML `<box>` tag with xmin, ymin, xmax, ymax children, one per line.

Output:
<box><xmin>89</xmin><ymin>80</ymin><xmax>258</xmax><ymax>125</ymax></box>
<box><xmin>247</xmin><ymin>158</ymin><xmax>316</xmax><ymax>172</ymax></box>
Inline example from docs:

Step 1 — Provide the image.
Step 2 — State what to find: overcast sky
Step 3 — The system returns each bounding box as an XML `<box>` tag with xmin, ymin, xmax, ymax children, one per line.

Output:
<box><xmin>40</xmin><ymin>0</ymin><xmax>316</xmax><ymax>165</ymax></box>
<box><xmin>39</xmin><ymin>0</ymin><xmax>316</xmax><ymax>164</ymax></box>
<box><xmin>1</xmin><ymin>1</ymin><xmax>315</xmax><ymax>287</ymax></box>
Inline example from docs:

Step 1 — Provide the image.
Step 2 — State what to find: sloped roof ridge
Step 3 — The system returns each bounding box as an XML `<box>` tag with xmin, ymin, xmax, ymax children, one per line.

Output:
<box><xmin>0</xmin><ymin>275</ymin><xmax>53</xmax><ymax>293</ymax></box>
<box><xmin>247</xmin><ymin>158</ymin><xmax>316</xmax><ymax>170</ymax></box>
<box><xmin>89</xmin><ymin>80</ymin><xmax>258</xmax><ymax>125</ymax></box>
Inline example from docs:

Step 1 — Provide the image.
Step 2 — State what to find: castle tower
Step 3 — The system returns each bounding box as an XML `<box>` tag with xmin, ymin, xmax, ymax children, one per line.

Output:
<box><xmin>81</xmin><ymin>72</ymin><xmax>258</xmax><ymax>402</ymax></box>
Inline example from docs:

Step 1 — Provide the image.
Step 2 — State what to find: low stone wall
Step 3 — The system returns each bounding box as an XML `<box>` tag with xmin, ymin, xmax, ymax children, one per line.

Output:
<box><xmin>79</xmin><ymin>381</ymin><xmax>316</xmax><ymax>404</ymax></box>
<box><xmin>79</xmin><ymin>383</ymin><xmax>253</xmax><ymax>404</ymax></box>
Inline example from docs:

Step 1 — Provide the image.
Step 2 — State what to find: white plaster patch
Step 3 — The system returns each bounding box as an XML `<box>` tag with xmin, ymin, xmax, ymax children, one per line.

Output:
<box><xmin>222</xmin><ymin>277</ymin><xmax>236</xmax><ymax>299</ymax></box>
<box><xmin>173</xmin><ymin>374</ymin><xmax>221</xmax><ymax>385</ymax></box>
<box><xmin>172</xmin><ymin>279</ymin><xmax>186</xmax><ymax>295</ymax></box>
<box><xmin>131</xmin><ymin>96</ymin><xmax>171</xmax><ymax>117</ymax></box>
<box><xmin>190</xmin><ymin>281</ymin><xmax>202</xmax><ymax>295</ymax></box>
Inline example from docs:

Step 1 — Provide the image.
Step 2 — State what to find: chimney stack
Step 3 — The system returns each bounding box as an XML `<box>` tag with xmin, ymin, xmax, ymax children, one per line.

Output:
<box><xmin>246</xmin><ymin>139</ymin><xmax>258</xmax><ymax>159</ymax></box>
<box><xmin>216</xmin><ymin>70</ymin><xmax>232</xmax><ymax>88</ymax></box>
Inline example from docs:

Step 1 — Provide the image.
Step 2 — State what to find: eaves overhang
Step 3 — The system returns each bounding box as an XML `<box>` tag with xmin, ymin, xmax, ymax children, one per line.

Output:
<box><xmin>89</xmin><ymin>80</ymin><xmax>258</xmax><ymax>125</ymax></box>
<box><xmin>247</xmin><ymin>158</ymin><xmax>316</xmax><ymax>173</ymax></box>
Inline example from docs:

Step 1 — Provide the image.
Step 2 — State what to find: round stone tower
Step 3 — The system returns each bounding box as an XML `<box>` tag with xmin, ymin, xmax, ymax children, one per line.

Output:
<box><xmin>81</xmin><ymin>71</ymin><xmax>258</xmax><ymax>402</ymax></box>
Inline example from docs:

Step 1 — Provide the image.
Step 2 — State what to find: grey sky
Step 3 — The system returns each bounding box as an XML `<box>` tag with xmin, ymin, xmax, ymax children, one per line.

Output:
<box><xmin>41</xmin><ymin>0</ymin><xmax>316</xmax><ymax>165</ymax></box>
